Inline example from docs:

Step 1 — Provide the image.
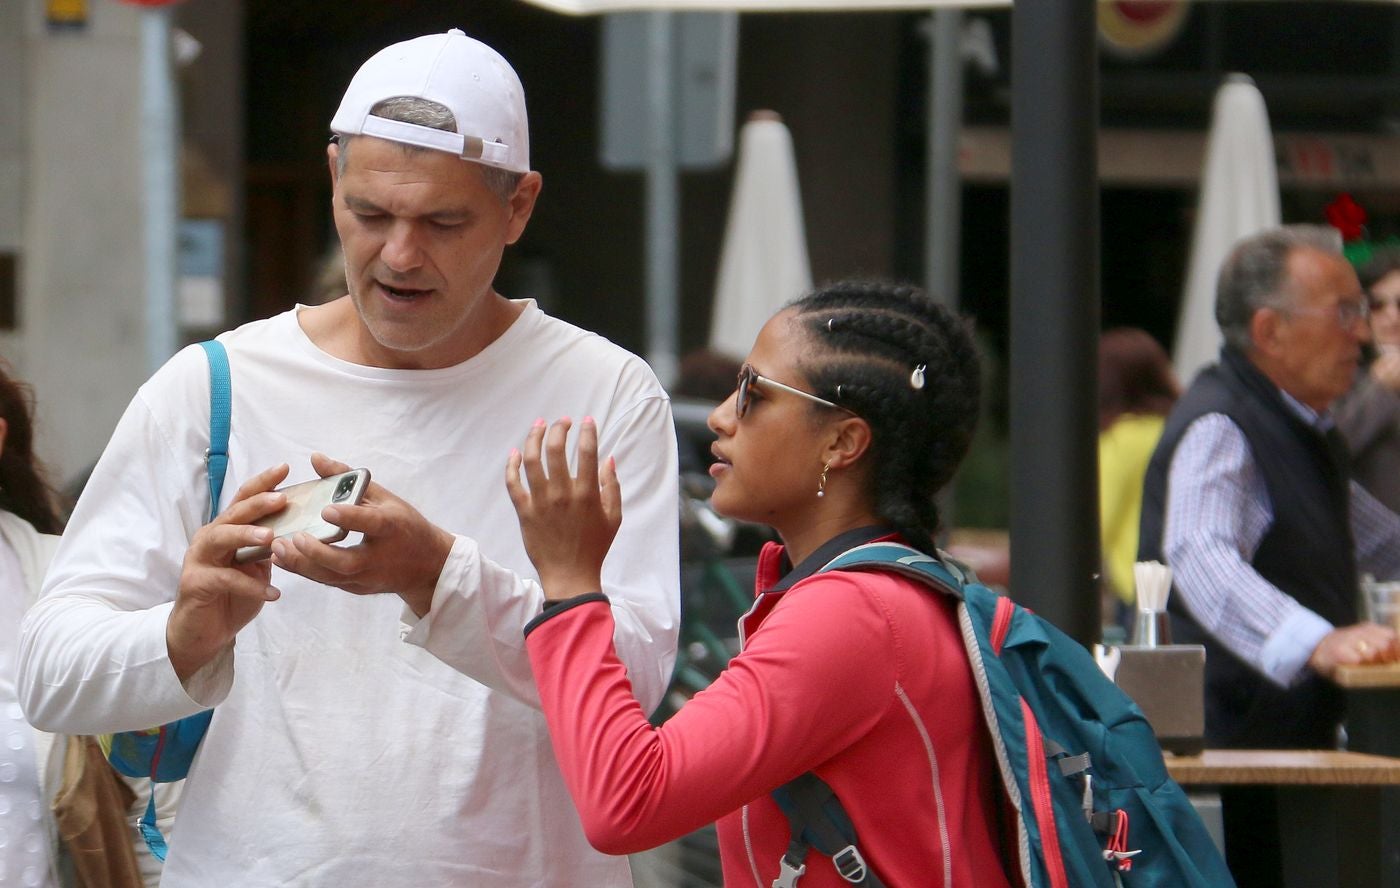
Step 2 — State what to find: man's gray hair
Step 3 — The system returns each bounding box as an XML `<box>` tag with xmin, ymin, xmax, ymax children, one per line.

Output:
<box><xmin>335</xmin><ymin>97</ymin><xmax>525</xmax><ymax>203</ymax></box>
<box><xmin>1215</xmin><ymin>224</ymin><xmax>1345</xmax><ymax>351</ymax></box>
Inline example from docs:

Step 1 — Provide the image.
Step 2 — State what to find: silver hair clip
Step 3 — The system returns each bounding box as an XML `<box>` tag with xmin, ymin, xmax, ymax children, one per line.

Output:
<box><xmin>910</xmin><ymin>364</ymin><xmax>927</xmax><ymax>390</ymax></box>
<box><xmin>827</xmin><ymin>317</ymin><xmax>836</xmax><ymax>332</ymax></box>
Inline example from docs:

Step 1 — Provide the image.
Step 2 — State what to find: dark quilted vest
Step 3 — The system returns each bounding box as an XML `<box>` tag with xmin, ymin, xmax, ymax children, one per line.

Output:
<box><xmin>1139</xmin><ymin>346</ymin><xmax>1356</xmax><ymax>748</ymax></box>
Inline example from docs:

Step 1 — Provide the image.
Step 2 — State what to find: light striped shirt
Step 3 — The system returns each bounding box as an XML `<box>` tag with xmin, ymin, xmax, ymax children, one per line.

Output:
<box><xmin>1164</xmin><ymin>399</ymin><xmax>1400</xmax><ymax>688</ymax></box>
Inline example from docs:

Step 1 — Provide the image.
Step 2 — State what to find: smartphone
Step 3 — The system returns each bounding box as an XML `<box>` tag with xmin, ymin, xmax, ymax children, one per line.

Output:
<box><xmin>233</xmin><ymin>468</ymin><xmax>371</xmax><ymax>564</ymax></box>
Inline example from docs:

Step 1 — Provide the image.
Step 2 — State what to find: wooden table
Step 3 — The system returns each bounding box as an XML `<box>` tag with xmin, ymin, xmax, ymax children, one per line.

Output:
<box><xmin>1165</xmin><ymin>750</ymin><xmax>1400</xmax><ymax>888</ymax></box>
<box><xmin>1333</xmin><ymin>663</ymin><xmax>1400</xmax><ymax>887</ymax></box>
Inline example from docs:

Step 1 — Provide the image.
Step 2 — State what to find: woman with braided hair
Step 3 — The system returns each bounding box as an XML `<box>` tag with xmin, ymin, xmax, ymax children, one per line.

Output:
<box><xmin>506</xmin><ymin>280</ymin><xmax>1011</xmax><ymax>886</ymax></box>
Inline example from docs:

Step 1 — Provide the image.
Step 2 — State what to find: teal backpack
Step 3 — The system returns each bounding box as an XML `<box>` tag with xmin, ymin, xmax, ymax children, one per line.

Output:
<box><xmin>101</xmin><ymin>340</ymin><xmax>226</xmax><ymax>860</ymax></box>
<box><xmin>769</xmin><ymin>542</ymin><xmax>1235</xmax><ymax>888</ymax></box>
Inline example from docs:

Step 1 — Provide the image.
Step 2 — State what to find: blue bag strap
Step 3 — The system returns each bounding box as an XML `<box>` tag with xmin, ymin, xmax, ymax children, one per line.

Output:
<box><xmin>819</xmin><ymin>541</ymin><xmax>967</xmax><ymax>599</ymax></box>
<box><xmin>138</xmin><ymin>792</ymin><xmax>168</xmax><ymax>862</ymax></box>
<box><xmin>129</xmin><ymin>342</ymin><xmax>229</xmax><ymax>862</ymax></box>
<box><xmin>198</xmin><ymin>340</ymin><xmax>231</xmax><ymax>522</ymax></box>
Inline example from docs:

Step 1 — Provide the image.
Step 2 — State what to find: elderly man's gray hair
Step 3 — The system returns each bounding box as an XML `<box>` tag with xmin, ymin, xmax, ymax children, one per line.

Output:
<box><xmin>335</xmin><ymin>97</ymin><xmax>524</xmax><ymax>203</ymax></box>
<box><xmin>1214</xmin><ymin>224</ymin><xmax>1344</xmax><ymax>352</ymax></box>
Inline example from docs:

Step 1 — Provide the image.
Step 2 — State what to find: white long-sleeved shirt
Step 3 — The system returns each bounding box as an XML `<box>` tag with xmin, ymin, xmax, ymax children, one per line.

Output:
<box><xmin>1164</xmin><ymin>403</ymin><xmax>1400</xmax><ymax>688</ymax></box>
<box><xmin>18</xmin><ymin>303</ymin><xmax>680</xmax><ymax>887</ymax></box>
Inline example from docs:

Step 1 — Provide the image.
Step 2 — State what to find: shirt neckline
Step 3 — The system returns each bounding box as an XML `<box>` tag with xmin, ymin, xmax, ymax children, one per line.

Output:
<box><xmin>286</xmin><ymin>299</ymin><xmax>542</xmax><ymax>381</ymax></box>
<box><xmin>767</xmin><ymin>525</ymin><xmax>897</xmax><ymax>593</ymax></box>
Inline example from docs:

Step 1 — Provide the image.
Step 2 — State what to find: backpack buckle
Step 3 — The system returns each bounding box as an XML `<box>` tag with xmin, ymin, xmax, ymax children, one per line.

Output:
<box><xmin>771</xmin><ymin>855</ymin><xmax>806</xmax><ymax>888</ymax></box>
<box><xmin>832</xmin><ymin>845</ymin><xmax>869</xmax><ymax>884</ymax></box>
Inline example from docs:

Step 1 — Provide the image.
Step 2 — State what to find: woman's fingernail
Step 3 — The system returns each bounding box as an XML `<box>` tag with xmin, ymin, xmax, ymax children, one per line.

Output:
<box><xmin>510</xmin><ymin>448</ymin><xmax>519</xmax><ymax>458</ymax></box>
<box><xmin>533</xmin><ymin>418</ymin><xmax>546</xmax><ymax>428</ymax></box>
<box><xmin>583</xmin><ymin>416</ymin><xmax>594</xmax><ymax>425</ymax></box>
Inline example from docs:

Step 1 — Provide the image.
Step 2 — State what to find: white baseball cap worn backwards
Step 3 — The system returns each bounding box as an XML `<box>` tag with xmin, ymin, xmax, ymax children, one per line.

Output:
<box><xmin>330</xmin><ymin>28</ymin><xmax>530</xmax><ymax>174</ymax></box>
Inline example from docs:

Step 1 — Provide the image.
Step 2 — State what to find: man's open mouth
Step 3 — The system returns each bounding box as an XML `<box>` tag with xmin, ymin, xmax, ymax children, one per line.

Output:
<box><xmin>381</xmin><ymin>282</ymin><xmax>430</xmax><ymax>300</ymax></box>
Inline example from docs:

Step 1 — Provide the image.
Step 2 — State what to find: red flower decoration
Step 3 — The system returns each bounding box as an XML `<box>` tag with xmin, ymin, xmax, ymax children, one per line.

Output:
<box><xmin>1325</xmin><ymin>193</ymin><xmax>1367</xmax><ymax>242</ymax></box>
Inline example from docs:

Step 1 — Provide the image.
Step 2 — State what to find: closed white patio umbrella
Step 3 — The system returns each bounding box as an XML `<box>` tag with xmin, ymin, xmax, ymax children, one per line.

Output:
<box><xmin>708</xmin><ymin>111</ymin><xmax>812</xmax><ymax>362</ymax></box>
<box><xmin>1172</xmin><ymin>74</ymin><xmax>1281</xmax><ymax>387</ymax></box>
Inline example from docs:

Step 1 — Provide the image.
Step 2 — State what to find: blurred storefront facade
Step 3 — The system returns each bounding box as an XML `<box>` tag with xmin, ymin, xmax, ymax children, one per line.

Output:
<box><xmin>2</xmin><ymin>0</ymin><xmax>1400</xmax><ymax>494</ymax></box>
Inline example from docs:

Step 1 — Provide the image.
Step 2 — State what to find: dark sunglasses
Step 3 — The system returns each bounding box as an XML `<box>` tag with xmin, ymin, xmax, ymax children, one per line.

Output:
<box><xmin>734</xmin><ymin>363</ymin><xmax>848</xmax><ymax>419</ymax></box>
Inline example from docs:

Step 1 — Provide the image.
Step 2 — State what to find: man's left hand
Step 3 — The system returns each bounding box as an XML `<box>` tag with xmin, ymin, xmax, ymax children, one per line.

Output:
<box><xmin>270</xmin><ymin>453</ymin><xmax>456</xmax><ymax>617</ymax></box>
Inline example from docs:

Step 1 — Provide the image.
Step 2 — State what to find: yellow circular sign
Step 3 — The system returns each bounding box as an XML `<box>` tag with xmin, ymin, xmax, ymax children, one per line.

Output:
<box><xmin>1099</xmin><ymin>0</ymin><xmax>1190</xmax><ymax>58</ymax></box>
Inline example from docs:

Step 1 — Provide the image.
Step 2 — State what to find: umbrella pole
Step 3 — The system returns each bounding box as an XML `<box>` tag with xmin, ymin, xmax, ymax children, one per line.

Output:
<box><xmin>141</xmin><ymin>6</ymin><xmax>179</xmax><ymax>376</ymax></box>
<box><xmin>925</xmin><ymin>8</ymin><xmax>963</xmax><ymax>312</ymax></box>
<box><xmin>1009</xmin><ymin>0</ymin><xmax>1101</xmax><ymax>646</ymax></box>
<box><xmin>644</xmin><ymin>11</ymin><xmax>680</xmax><ymax>388</ymax></box>
<box><xmin>927</xmin><ymin>8</ymin><xmax>964</xmax><ymax>537</ymax></box>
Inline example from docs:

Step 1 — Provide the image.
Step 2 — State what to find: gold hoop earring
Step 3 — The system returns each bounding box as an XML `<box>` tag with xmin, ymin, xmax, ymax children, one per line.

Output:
<box><xmin>817</xmin><ymin>462</ymin><xmax>830</xmax><ymax>499</ymax></box>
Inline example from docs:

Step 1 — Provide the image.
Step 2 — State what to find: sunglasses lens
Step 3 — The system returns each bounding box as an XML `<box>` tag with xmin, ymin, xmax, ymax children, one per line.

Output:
<box><xmin>736</xmin><ymin>366</ymin><xmax>755</xmax><ymax>418</ymax></box>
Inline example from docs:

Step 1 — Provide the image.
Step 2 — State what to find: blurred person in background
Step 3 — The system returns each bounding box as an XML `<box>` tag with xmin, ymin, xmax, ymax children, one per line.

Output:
<box><xmin>1139</xmin><ymin>225</ymin><xmax>1400</xmax><ymax>888</ymax></box>
<box><xmin>0</xmin><ymin>360</ymin><xmax>170</xmax><ymax>888</ymax></box>
<box><xmin>1335</xmin><ymin>247</ymin><xmax>1400</xmax><ymax>511</ymax></box>
<box><xmin>1097</xmin><ymin>328</ymin><xmax>1179</xmax><ymax>633</ymax></box>
<box><xmin>503</xmin><ymin>281</ymin><xmax>1012</xmax><ymax>886</ymax></box>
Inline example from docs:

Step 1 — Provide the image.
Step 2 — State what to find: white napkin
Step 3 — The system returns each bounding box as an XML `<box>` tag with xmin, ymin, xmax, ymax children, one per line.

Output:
<box><xmin>1134</xmin><ymin>561</ymin><xmax>1172</xmax><ymax>612</ymax></box>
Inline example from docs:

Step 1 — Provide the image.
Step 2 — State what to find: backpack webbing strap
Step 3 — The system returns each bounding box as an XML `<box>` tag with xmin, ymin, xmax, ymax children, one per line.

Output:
<box><xmin>137</xmin><ymin>792</ymin><xmax>167</xmax><ymax>862</ymax></box>
<box><xmin>198</xmin><ymin>340</ymin><xmax>231</xmax><ymax>522</ymax></box>
<box><xmin>771</xmin><ymin>773</ymin><xmax>888</xmax><ymax>888</ymax></box>
<box><xmin>136</xmin><ymin>341</ymin><xmax>230</xmax><ymax>862</ymax></box>
<box><xmin>820</xmin><ymin>543</ymin><xmax>966</xmax><ymax>600</ymax></box>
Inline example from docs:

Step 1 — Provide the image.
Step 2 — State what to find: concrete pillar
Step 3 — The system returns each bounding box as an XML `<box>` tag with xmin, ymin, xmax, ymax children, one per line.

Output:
<box><xmin>16</xmin><ymin>2</ymin><xmax>150</xmax><ymax>486</ymax></box>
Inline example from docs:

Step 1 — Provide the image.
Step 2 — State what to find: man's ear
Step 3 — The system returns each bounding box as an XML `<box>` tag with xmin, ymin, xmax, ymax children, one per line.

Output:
<box><xmin>327</xmin><ymin>142</ymin><xmax>340</xmax><ymax>187</ymax></box>
<box><xmin>823</xmin><ymin>415</ymin><xmax>873</xmax><ymax>472</ymax></box>
<box><xmin>1249</xmin><ymin>307</ymin><xmax>1285</xmax><ymax>358</ymax></box>
<box><xmin>504</xmin><ymin>171</ymin><xmax>543</xmax><ymax>246</ymax></box>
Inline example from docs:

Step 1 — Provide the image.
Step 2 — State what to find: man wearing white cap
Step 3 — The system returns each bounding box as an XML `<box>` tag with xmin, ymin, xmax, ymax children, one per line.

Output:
<box><xmin>17</xmin><ymin>30</ymin><xmax>680</xmax><ymax>887</ymax></box>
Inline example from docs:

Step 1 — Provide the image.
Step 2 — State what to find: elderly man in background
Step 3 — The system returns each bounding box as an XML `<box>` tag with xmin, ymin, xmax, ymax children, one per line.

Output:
<box><xmin>1139</xmin><ymin>223</ymin><xmax>1400</xmax><ymax>887</ymax></box>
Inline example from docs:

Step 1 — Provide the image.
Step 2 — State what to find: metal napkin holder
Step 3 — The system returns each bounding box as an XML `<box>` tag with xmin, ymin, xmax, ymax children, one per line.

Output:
<box><xmin>1112</xmin><ymin>644</ymin><xmax>1206</xmax><ymax>756</ymax></box>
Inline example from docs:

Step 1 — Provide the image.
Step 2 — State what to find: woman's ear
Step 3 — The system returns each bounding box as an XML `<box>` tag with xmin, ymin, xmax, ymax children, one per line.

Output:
<box><xmin>823</xmin><ymin>415</ymin><xmax>872</xmax><ymax>471</ymax></box>
<box><xmin>0</xmin><ymin>417</ymin><xmax>9</xmax><ymax>463</ymax></box>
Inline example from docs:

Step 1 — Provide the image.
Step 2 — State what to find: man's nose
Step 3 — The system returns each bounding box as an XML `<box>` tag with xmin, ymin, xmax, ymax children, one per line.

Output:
<box><xmin>381</xmin><ymin>223</ymin><xmax>425</xmax><ymax>272</ymax></box>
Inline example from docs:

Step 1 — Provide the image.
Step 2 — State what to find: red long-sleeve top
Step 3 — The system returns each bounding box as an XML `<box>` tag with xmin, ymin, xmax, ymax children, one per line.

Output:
<box><xmin>525</xmin><ymin>531</ymin><xmax>1012</xmax><ymax>887</ymax></box>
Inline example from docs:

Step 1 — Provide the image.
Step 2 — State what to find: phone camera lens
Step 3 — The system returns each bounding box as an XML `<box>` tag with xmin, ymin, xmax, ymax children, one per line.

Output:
<box><xmin>333</xmin><ymin>476</ymin><xmax>355</xmax><ymax>502</ymax></box>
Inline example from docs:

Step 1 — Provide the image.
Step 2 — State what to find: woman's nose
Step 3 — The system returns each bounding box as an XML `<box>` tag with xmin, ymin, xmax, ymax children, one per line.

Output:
<box><xmin>708</xmin><ymin>391</ymin><xmax>738</xmax><ymax>435</ymax></box>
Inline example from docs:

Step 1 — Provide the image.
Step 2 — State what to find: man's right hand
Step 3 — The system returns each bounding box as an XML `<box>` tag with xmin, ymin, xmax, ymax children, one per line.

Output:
<box><xmin>1307</xmin><ymin>621</ymin><xmax>1400</xmax><ymax>680</ymax></box>
<box><xmin>167</xmin><ymin>464</ymin><xmax>290</xmax><ymax>682</ymax></box>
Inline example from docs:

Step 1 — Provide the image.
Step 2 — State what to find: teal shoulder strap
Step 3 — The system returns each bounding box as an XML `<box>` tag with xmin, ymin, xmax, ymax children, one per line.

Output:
<box><xmin>197</xmin><ymin>340</ymin><xmax>231</xmax><ymax>521</ymax></box>
<box><xmin>772</xmin><ymin>541</ymin><xmax>969</xmax><ymax>887</ymax></box>
<box><xmin>135</xmin><ymin>342</ymin><xmax>229</xmax><ymax>862</ymax></box>
<box><xmin>819</xmin><ymin>541</ymin><xmax>968</xmax><ymax>599</ymax></box>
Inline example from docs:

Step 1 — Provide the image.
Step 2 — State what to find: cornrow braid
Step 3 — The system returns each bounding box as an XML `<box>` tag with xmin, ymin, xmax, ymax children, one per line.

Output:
<box><xmin>789</xmin><ymin>280</ymin><xmax>980</xmax><ymax>554</ymax></box>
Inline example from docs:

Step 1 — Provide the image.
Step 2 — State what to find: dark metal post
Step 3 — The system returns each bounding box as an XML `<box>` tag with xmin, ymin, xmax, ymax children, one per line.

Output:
<box><xmin>1009</xmin><ymin>0</ymin><xmax>1100</xmax><ymax>645</ymax></box>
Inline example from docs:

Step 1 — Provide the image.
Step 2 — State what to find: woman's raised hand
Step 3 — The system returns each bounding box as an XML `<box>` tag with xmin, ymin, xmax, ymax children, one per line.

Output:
<box><xmin>505</xmin><ymin>417</ymin><xmax>622</xmax><ymax>601</ymax></box>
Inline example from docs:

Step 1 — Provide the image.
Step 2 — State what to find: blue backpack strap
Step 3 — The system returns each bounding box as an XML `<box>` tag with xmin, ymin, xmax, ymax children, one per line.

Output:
<box><xmin>138</xmin><ymin>793</ymin><xmax>168</xmax><ymax>862</ymax></box>
<box><xmin>771</xmin><ymin>773</ymin><xmax>887</xmax><ymax>888</ymax></box>
<box><xmin>198</xmin><ymin>340</ymin><xmax>231</xmax><ymax>522</ymax></box>
<box><xmin>819</xmin><ymin>541</ymin><xmax>967</xmax><ymax>599</ymax></box>
<box><xmin>131</xmin><ymin>342</ymin><xmax>228</xmax><ymax>862</ymax></box>
<box><xmin>767</xmin><ymin>542</ymin><xmax>959</xmax><ymax>887</ymax></box>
